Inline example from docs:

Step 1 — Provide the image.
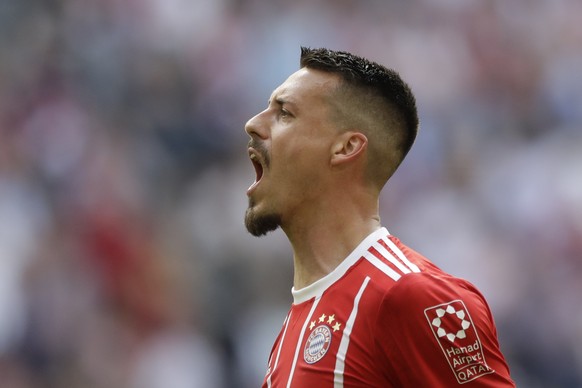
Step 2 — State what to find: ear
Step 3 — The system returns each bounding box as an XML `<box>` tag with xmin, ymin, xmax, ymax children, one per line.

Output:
<box><xmin>330</xmin><ymin>131</ymin><xmax>368</xmax><ymax>166</ymax></box>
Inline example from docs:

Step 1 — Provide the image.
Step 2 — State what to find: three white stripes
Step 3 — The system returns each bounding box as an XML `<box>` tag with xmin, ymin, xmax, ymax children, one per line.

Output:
<box><xmin>366</xmin><ymin>237</ymin><xmax>420</xmax><ymax>280</ymax></box>
<box><xmin>381</xmin><ymin>237</ymin><xmax>420</xmax><ymax>273</ymax></box>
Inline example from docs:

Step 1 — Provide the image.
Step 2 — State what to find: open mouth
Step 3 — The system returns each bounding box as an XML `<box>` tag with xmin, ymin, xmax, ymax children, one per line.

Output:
<box><xmin>247</xmin><ymin>149</ymin><xmax>265</xmax><ymax>195</ymax></box>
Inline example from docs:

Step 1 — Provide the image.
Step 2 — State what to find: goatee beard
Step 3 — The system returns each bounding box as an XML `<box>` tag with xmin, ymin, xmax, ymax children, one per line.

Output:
<box><xmin>245</xmin><ymin>204</ymin><xmax>281</xmax><ymax>237</ymax></box>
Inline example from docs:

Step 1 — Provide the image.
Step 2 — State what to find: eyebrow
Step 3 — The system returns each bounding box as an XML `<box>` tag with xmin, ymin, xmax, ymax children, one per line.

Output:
<box><xmin>270</xmin><ymin>96</ymin><xmax>298</xmax><ymax>112</ymax></box>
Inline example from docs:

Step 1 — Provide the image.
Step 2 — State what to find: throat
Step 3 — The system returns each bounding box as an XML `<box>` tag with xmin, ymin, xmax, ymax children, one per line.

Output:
<box><xmin>293</xmin><ymin>259</ymin><xmax>334</xmax><ymax>290</ymax></box>
<box><xmin>287</xmin><ymin>221</ymin><xmax>381</xmax><ymax>290</ymax></box>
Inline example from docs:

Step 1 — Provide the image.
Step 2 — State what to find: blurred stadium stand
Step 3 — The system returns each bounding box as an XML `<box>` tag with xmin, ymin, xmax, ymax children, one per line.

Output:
<box><xmin>0</xmin><ymin>0</ymin><xmax>581</xmax><ymax>386</ymax></box>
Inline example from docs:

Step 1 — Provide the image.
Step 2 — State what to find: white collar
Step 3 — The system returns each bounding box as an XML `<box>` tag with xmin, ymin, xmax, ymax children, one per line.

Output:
<box><xmin>291</xmin><ymin>227</ymin><xmax>389</xmax><ymax>304</ymax></box>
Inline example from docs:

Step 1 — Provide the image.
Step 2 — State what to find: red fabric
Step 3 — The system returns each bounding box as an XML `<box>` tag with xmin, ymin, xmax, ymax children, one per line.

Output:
<box><xmin>262</xmin><ymin>229</ymin><xmax>514</xmax><ymax>387</ymax></box>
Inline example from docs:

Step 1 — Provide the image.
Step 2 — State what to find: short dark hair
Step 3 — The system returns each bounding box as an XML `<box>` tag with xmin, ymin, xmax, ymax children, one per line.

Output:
<box><xmin>299</xmin><ymin>47</ymin><xmax>418</xmax><ymax>166</ymax></box>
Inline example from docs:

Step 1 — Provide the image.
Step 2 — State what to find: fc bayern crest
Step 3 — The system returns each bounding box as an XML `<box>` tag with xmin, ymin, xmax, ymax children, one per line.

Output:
<box><xmin>304</xmin><ymin>325</ymin><xmax>332</xmax><ymax>364</ymax></box>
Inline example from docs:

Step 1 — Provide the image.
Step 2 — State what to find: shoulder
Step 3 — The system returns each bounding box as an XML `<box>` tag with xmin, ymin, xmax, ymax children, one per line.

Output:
<box><xmin>371</xmin><ymin>271</ymin><xmax>514</xmax><ymax>385</ymax></box>
<box><xmin>378</xmin><ymin>270</ymin><xmax>495</xmax><ymax>333</ymax></box>
<box><xmin>363</xmin><ymin>233</ymin><xmax>515</xmax><ymax>385</ymax></box>
<box><xmin>370</xmin><ymin>233</ymin><xmax>492</xmax><ymax>320</ymax></box>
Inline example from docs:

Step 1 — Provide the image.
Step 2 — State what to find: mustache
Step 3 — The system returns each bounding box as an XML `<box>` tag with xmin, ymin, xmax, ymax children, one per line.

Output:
<box><xmin>248</xmin><ymin>140</ymin><xmax>270</xmax><ymax>167</ymax></box>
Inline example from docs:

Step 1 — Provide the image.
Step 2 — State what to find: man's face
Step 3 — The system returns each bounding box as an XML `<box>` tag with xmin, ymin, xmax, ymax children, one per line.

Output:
<box><xmin>244</xmin><ymin>68</ymin><xmax>340</xmax><ymax>236</ymax></box>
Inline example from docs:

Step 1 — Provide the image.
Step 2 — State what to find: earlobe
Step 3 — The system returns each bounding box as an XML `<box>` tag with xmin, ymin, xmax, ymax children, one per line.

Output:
<box><xmin>330</xmin><ymin>132</ymin><xmax>367</xmax><ymax>166</ymax></box>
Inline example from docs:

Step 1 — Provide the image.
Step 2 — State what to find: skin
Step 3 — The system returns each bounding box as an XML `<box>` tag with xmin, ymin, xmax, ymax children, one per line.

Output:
<box><xmin>245</xmin><ymin>68</ymin><xmax>381</xmax><ymax>290</ymax></box>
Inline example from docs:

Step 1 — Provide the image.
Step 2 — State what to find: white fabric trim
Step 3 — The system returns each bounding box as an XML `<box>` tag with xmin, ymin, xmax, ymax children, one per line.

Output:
<box><xmin>266</xmin><ymin>311</ymin><xmax>292</xmax><ymax>387</ymax></box>
<box><xmin>333</xmin><ymin>276</ymin><xmax>371</xmax><ymax>387</ymax></box>
<box><xmin>381</xmin><ymin>236</ymin><xmax>421</xmax><ymax>273</ymax></box>
<box><xmin>292</xmin><ymin>228</ymin><xmax>388</xmax><ymax>304</ymax></box>
<box><xmin>363</xmin><ymin>251</ymin><xmax>401</xmax><ymax>281</ymax></box>
<box><xmin>372</xmin><ymin>241</ymin><xmax>412</xmax><ymax>274</ymax></box>
<box><xmin>286</xmin><ymin>297</ymin><xmax>320</xmax><ymax>387</ymax></box>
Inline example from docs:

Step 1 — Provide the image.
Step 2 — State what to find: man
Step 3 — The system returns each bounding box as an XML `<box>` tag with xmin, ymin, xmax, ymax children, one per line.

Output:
<box><xmin>244</xmin><ymin>47</ymin><xmax>514</xmax><ymax>387</ymax></box>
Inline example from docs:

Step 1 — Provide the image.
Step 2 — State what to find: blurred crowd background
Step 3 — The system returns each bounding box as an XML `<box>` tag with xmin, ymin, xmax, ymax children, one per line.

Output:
<box><xmin>1</xmin><ymin>0</ymin><xmax>581</xmax><ymax>387</ymax></box>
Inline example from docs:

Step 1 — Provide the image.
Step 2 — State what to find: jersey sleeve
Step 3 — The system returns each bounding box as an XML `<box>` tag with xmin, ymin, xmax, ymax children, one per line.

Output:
<box><xmin>373</xmin><ymin>272</ymin><xmax>515</xmax><ymax>387</ymax></box>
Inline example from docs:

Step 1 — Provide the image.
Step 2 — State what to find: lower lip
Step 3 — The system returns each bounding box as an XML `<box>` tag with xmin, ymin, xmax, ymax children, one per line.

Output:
<box><xmin>247</xmin><ymin>180</ymin><xmax>260</xmax><ymax>196</ymax></box>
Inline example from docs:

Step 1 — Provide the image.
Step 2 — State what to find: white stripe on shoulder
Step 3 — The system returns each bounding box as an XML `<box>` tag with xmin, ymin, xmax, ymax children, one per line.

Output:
<box><xmin>380</xmin><ymin>236</ymin><xmax>421</xmax><ymax>273</ymax></box>
<box><xmin>333</xmin><ymin>276</ymin><xmax>371</xmax><ymax>388</ymax></box>
<box><xmin>363</xmin><ymin>251</ymin><xmax>401</xmax><ymax>281</ymax></box>
<box><xmin>372</xmin><ymin>241</ymin><xmax>412</xmax><ymax>274</ymax></box>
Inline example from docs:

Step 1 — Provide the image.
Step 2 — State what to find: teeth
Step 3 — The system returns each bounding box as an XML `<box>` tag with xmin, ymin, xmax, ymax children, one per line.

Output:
<box><xmin>250</xmin><ymin>154</ymin><xmax>257</xmax><ymax>161</ymax></box>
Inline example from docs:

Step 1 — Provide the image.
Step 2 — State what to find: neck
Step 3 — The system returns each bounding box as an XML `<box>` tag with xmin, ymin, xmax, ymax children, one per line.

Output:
<box><xmin>282</xmin><ymin>195</ymin><xmax>381</xmax><ymax>290</ymax></box>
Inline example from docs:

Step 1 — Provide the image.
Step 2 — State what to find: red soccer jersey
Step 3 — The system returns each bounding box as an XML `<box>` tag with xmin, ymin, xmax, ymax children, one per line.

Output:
<box><xmin>262</xmin><ymin>228</ymin><xmax>515</xmax><ymax>387</ymax></box>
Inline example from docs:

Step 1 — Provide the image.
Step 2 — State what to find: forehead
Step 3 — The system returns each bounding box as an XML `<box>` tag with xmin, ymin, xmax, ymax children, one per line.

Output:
<box><xmin>270</xmin><ymin>68</ymin><xmax>339</xmax><ymax>105</ymax></box>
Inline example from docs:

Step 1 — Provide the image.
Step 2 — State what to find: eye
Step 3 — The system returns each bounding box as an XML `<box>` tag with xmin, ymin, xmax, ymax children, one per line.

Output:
<box><xmin>279</xmin><ymin>108</ymin><xmax>292</xmax><ymax>119</ymax></box>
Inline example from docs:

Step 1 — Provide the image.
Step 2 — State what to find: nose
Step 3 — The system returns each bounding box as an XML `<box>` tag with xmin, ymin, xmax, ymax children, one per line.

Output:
<box><xmin>245</xmin><ymin>110</ymin><xmax>269</xmax><ymax>140</ymax></box>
